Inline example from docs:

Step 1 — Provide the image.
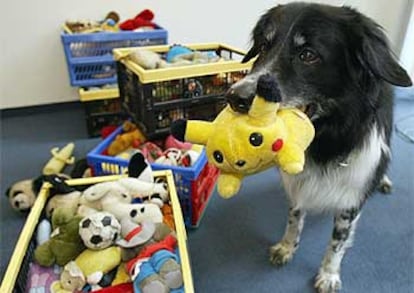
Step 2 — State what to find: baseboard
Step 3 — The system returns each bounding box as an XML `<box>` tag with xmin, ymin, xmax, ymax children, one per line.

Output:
<box><xmin>1</xmin><ymin>101</ymin><xmax>83</xmax><ymax>119</ymax></box>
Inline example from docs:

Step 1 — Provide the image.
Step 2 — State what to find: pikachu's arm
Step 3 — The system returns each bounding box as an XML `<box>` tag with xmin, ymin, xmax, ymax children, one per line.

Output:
<box><xmin>217</xmin><ymin>172</ymin><xmax>244</xmax><ymax>199</ymax></box>
<box><xmin>274</xmin><ymin>142</ymin><xmax>306</xmax><ymax>175</ymax></box>
<box><xmin>170</xmin><ymin>119</ymin><xmax>214</xmax><ymax>145</ymax></box>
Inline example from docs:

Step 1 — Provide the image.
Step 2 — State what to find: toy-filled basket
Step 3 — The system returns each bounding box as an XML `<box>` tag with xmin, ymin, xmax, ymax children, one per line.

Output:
<box><xmin>61</xmin><ymin>25</ymin><xmax>168</xmax><ymax>87</ymax></box>
<box><xmin>78</xmin><ymin>87</ymin><xmax>126</xmax><ymax>137</ymax></box>
<box><xmin>87</xmin><ymin>125</ymin><xmax>219</xmax><ymax>227</ymax></box>
<box><xmin>0</xmin><ymin>171</ymin><xmax>194</xmax><ymax>293</ymax></box>
<box><xmin>113</xmin><ymin>43</ymin><xmax>254</xmax><ymax>139</ymax></box>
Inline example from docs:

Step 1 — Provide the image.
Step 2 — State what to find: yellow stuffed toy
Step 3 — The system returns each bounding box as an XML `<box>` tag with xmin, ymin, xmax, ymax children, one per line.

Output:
<box><xmin>171</xmin><ymin>74</ymin><xmax>315</xmax><ymax>198</ymax></box>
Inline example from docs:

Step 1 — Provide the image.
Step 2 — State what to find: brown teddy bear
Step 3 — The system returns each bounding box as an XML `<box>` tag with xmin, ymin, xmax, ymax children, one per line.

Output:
<box><xmin>107</xmin><ymin>121</ymin><xmax>146</xmax><ymax>156</ymax></box>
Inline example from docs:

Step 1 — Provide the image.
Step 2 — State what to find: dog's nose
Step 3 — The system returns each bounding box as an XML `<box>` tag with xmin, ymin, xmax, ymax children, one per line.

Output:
<box><xmin>225</xmin><ymin>79</ymin><xmax>256</xmax><ymax>113</ymax></box>
<box><xmin>226</xmin><ymin>89</ymin><xmax>254</xmax><ymax>113</ymax></box>
<box><xmin>235</xmin><ymin>160</ymin><xmax>246</xmax><ymax>167</ymax></box>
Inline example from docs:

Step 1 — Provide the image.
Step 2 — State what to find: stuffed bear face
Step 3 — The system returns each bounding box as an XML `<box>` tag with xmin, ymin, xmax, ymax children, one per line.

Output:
<box><xmin>6</xmin><ymin>179</ymin><xmax>36</xmax><ymax>212</ymax></box>
<box><xmin>60</xmin><ymin>262</ymin><xmax>85</xmax><ymax>291</ymax></box>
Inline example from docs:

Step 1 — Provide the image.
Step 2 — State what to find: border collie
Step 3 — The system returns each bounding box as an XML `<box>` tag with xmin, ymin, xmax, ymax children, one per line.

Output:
<box><xmin>225</xmin><ymin>3</ymin><xmax>412</xmax><ymax>292</ymax></box>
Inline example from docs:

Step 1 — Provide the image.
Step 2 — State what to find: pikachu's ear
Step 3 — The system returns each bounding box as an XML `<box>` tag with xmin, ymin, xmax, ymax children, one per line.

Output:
<box><xmin>170</xmin><ymin>119</ymin><xmax>213</xmax><ymax>145</ymax></box>
<box><xmin>248</xmin><ymin>74</ymin><xmax>281</xmax><ymax>121</ymax></box>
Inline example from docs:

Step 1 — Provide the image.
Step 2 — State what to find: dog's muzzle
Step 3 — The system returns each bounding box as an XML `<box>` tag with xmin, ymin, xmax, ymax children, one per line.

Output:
<box><xmin>225</xmin><ymin>89</ymin><xmax>255</xmax><ymax>113</ymax></box>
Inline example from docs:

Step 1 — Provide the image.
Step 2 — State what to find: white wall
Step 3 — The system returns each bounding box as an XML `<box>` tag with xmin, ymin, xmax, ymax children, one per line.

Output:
<box><xmin>1</xmin><ymin>0</ymin><xmax>412</xmax><ymax>109</ymax></box>
<box><xmin>400</xmin><ymin>3</ymin><xmax>414</xmax><ymax>81</ymax></box>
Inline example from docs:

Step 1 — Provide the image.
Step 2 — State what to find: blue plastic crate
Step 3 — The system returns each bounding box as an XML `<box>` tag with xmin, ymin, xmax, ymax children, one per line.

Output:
<box><xmin>61</xmin><ymin>27</ymin><xmax>168</xmax><ymax>86</ymax></box>
<box><xmin>87</xmin><ymin>126</ymin><xmax>218</xmax><ymax>227</ymax></box>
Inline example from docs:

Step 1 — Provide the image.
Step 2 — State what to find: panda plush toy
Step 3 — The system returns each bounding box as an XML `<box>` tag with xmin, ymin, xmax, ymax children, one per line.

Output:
<box><xmin>5</xmin><ymin>174</ymin><xmax>73</xmax><ymax>213</ymax></box>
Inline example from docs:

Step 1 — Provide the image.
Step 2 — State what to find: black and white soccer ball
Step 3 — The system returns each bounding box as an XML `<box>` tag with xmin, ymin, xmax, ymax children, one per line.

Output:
<box><xmin>79</xmin><ymin>212</ymin><xmax>121</xmax><ymax>250</ymax></box>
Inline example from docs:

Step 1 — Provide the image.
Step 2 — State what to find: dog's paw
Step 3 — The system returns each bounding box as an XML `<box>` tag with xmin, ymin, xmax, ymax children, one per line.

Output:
<box><xmin>378</xmin><ymin>175</ymin><xmax>392</xmax><ymax>194</ymax></box>
<box><xmin>269</xmin><ymin>242</ymin><xmax>296</xmax><ymax>266</ymax></box>
<box><xmin>314</xmin><ymin>270</ymin><xmax>341</xmax><ymax>293</ymax></box>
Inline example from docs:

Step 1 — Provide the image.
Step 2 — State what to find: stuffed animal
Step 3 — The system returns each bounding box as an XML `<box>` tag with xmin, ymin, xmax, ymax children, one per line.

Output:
<box><xmin>59</xmin><ymin>246</ymin><xmax>122</xmax><ymax>291</ymax></box>
<box><xmin>5</xmin><ymin>174</ymin><xmax>72</xmax><ymax>213</ymax></box>
<box><xmin>171</xmin><ymin>74</ymin><xmax>315</xmax><ymax>198</ymax></box>
<box><xmin>79</xmin><ymin>152</ymin><xmax>169</xmax><ymax>209</ymax></box>
<box><xmin>78</xmin><ymin>178</ymin><xmax>167</xmax><ymax>221</ymax></box>
<box><xmin>42</xmin><ymin>142</ymin><xmax>75</xmax><ymax>175</ymax></box>
<box><xmin>119</xmin><ymin>9</ymin><xmax>156</xmax><ymax>31</ymax></box>
<box><xmin>34</xmin><ymin>207</ymin><xmax>85</xmax><ymax>267</ymax></box>
<box><xmin>116</xmin><ymin>218</ymin><xmax>183</xmax><ymax>292</ymax></box>
<box><xmin>107</xmin><ymin>121</ymin><xmax>146</xmax><ymax>156</ymax></box>
<box><xmin>116</xmin><ymin>218</ymin><xmax>175</xmax><ymax>262</ymax></box>
<box><xmin>45</xmin><ymin>190</ymin><xmax>81</xmax><ymax>218</ymax></box>
<box><xmin>79</xmin><ymin>212</ymin><xmax>121</xmax><ymax>250</ymax></box>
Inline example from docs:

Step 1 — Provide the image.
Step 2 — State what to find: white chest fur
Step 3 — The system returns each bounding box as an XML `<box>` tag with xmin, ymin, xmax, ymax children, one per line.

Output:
<box><xmin>281</xmin><ymin>126</ymin><xmax>389</xmax><ymax>212</ymax></box>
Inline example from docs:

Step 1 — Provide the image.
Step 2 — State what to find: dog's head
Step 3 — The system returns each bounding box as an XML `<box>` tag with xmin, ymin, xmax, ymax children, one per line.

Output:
<box><xmin>227</xmin><ymin>3</ymin><xmax>412</xmax><ymax>122</ymax></box>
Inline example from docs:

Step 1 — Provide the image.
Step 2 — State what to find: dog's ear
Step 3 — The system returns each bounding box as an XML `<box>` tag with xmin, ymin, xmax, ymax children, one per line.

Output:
<box><xmin>355</xmin><ymin>14</ymin><xmax>412</xmax><ymax>87</ymax></box>
<box><xmin>242</xmin><ymin>46</ymin><xmax>260</xmax><ymax>63</ymax></box>
<box><xmin>242</xmin><ymin>6</ymin><xmax>281</xmax><ymax>63</ymax></box>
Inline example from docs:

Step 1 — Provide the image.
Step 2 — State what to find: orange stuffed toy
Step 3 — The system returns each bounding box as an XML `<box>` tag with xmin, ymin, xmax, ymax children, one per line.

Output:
<box><xmin>107</xmin><ymin>121</ymin><xmax>147</xmax><ymax>156</ymax></box>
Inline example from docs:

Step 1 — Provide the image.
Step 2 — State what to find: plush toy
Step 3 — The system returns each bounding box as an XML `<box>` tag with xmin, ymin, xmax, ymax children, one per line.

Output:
<box><xmin>59</xmin><ymin>246</ymin><xmax>122</xmax><ymax>291</ymax></box>
<box><xmin>171</xmin><ymin>74</ymin><xmax>315</xmax><ymax>198</ymax></box>
<box><xmin>116</xmin><ymin>218</ymin><xmax>183</xmax><ymax>292</ymax></box>
<box><xmin>5</xmin><ymin>174</ymin><xmax>72</xmax><ymax>213</ymax></box>
<box><xmin>116</xmin><ymin>218</ymin><xmax>175</xmax><ymax>262</ymax></box>
<box><xmin>42</xmin><ymin>142</ymin><xmax>75</xmax><ymax>175</ymax></box>
<box><xmin>26</xmin><ymin>263</ymin><xmax>62</xmax><ymax>293</ymax></box>
<box><xmin>45</xmin><ymin>190</ymin><xmax>81</xmax><ymax>218</ymax></box>
<box><xmin>36</xmin><ymin>218</ymin><xmax>52</xmax><ymax>246</ymax></box>
<box><xmin>164</xmin><ymin>134</ymin><xmax>192</xmax><ymax>150</ymax></box>
<box><xmin>79</xmin><ymin>212</ymin><xmax>121</xmax><ymax>250</ymax></box>
<box><xmin>107</xmin><ymin>121</ymin><xmax>147</xmax><ymax>156</ymax></box>
<box><xmin>127</xmin><ymin>49</ymin><xmax>168</xmax><ymax>70</ymax></box>
<box><xmin>80</xmin><ymin>152</ymin><xmax>169</xmax><ymax>209</ymax></box>
<box><xmin>34</xmin><ymin>207</ymin><xmax>85</xmax><ymax>267</ymax></box>
<box><xmin>65</xmin><ymin>11</ymin><xmax>120</xmax><ymax>34</ymax></box>
<box><xmin>119</xmin><ymin>9</ymin><xmax>156</xmax><ymax>31</ymax></box>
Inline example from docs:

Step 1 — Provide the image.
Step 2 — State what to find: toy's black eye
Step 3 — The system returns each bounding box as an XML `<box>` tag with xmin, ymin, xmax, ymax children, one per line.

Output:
<box><xmin>299</xmin><ymin>49</ymin><xmax>320</xmax><ymax>65</ymax></box>
<box><xmin>82</xmin><ymin>219</ymin><xmax>91</xmax><ymax>228</ymax></box>
<box><xmin>249</xmin><ymin>133</ymin><xmax>263</xmax><ymax>146</ymax></box>
<box><xmin>213</xmin><ymin>151</ymin><xmax>224</xmax><ymax>163</ymax></box>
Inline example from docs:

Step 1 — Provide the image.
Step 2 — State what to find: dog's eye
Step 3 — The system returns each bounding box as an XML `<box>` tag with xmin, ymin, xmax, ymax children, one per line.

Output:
<box><xmin>213</xmin><ymin>151</ymin><xmax>224</xmax><ymax>163</ymax></box>
<box><xmin>299</xmin><ymin>49</ymin><xmax>320</xmax><ymax>65</ymax></box>
<box><xmin>249</xmin><ymin>133</ymin><xmax>263</xmax><ymax>147</ymax></box>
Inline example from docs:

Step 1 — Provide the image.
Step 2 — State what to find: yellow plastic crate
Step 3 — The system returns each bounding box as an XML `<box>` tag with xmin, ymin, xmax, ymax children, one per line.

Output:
<box><xmin>113</xmin><ymin>42</ymin><xmax>254</xmax><ymax>83</ymax></box>
<box><xmin>0</xmin><ymin>170</ymin><xmax>194</xmax><ymax>293</ymax></box>
<box><xmin>78</xmin><ymin>87</ymin><xmax>120</xmax><ymax>102</ymax></box>
<box><xmin>78</xmin><ymin>87</ymin><xmax>125</xmax><ymax>137</ymax></box>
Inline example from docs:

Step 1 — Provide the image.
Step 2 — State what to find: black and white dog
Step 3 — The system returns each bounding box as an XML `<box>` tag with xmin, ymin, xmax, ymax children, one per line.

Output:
<box><xmin>225</xmin><ymin>3</ymin><xmax>412</xmax><ymax>292</ymax></box>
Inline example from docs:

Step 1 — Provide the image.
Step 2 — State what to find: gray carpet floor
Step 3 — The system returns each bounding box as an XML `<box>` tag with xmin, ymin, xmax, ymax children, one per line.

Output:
<box><xmin>1</xmin><ymin>88</ymin><xmax>413</xmax><ymax>292</ymax></box>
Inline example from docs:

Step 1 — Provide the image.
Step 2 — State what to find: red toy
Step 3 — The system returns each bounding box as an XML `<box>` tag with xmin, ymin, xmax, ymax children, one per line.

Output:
<box><xmin>93</xmin><ymin>282</ymin><xmax>133</xmax><ymax>293</ymax></box>
<box><xmin>120</xmin><ymin>9</ymin><xmax>156</xmax><ymax>31</ymax></box>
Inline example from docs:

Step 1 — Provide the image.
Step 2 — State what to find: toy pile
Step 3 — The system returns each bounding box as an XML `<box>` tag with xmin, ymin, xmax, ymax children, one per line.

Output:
<box><xmin>65</xmin><ymin>9</ymin><xmax>160</xmax><ymax>34</ymax></box>
<box><xmin>25</xmin><ymin>152</ymin><xmax>184</xmax><ymax>293</ymax></box>
<box><xmin>104</xmin><ymin>121</ymin><xmax>201</xmax><ymax>168</ymax></box>
<box><xmin>126</xmin><ymin>44</ymin><xmax>227</xmax><ymax>69</ymax></box>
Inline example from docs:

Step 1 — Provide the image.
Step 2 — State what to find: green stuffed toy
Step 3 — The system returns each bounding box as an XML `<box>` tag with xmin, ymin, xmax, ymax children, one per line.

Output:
<box><xmin>171</xmin><ymin>74</ymin><xmax>315</xmax><ymax>198</ymax></box>
<box><xmin>34</xmin><ymin>207</ymin><xmax>85</xmax><ymax>267</ymax></box>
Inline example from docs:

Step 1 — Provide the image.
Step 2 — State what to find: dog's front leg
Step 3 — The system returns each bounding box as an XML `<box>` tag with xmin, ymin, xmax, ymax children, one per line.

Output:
<box><xmin>270</xmin><ymin>206</ymin><xmax>306</xmax><ymax>266</ymax></box>
<box><xmin>315</xmin><ymin>207</ymin><xmax>361</xmax><ymax>293</ymax></box>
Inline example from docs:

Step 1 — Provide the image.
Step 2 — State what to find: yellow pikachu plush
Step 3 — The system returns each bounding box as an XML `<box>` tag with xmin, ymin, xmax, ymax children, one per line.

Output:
<box><xmin>171</xmin><ymin>74</ymin><xmax>315</xmax><ymax>198</ymax></box>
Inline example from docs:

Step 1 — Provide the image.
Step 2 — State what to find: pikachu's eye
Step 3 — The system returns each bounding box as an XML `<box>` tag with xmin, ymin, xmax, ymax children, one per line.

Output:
<box><xmin>213</xmin><ymin>151</ymin><xmax>224</xmax><ymax>163</ymax></box>
<box><xmin>249</xmin><ymin>133</ymin><xmax>263</xmax><ymax>147</ymax></box>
